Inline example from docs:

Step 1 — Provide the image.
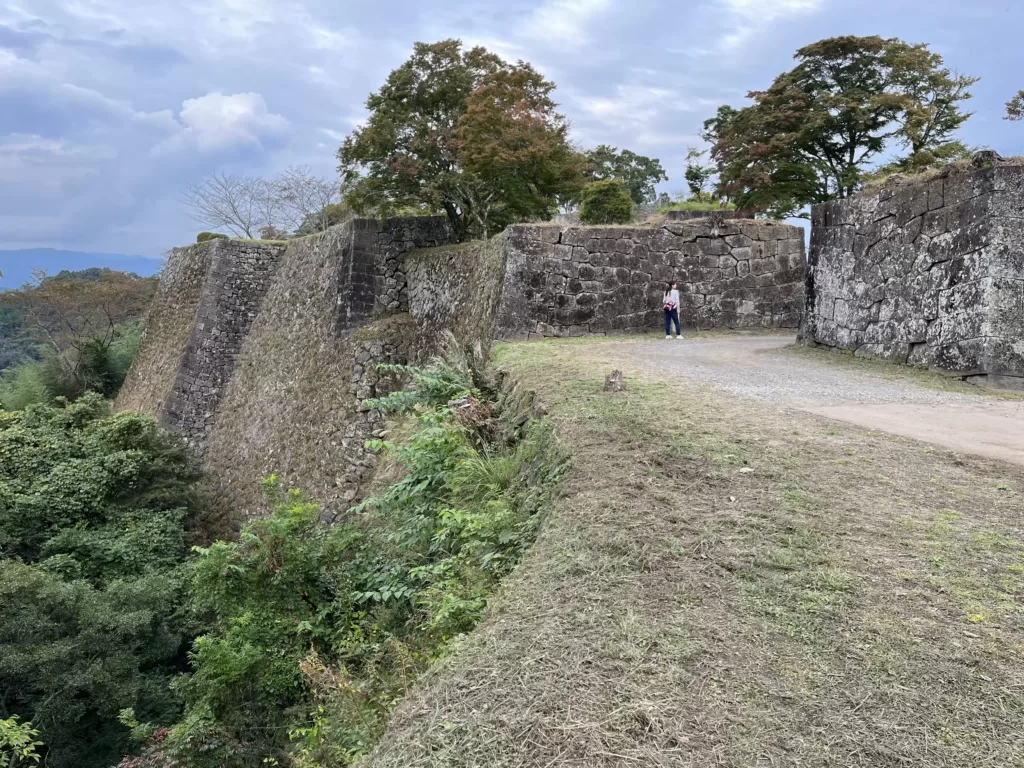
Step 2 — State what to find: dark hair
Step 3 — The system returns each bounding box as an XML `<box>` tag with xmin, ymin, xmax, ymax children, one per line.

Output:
<box><xmin>667</xmin><ymin>281</ymin><xmax>677</xmax><ymax>290</ymax></box>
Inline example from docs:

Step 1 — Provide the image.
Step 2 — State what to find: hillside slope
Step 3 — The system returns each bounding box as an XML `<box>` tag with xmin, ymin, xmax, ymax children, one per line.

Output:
<box><xmin>363</xmin><ymin>339</ymin><xmax>1024</xmax><ymax>767</ymax></box>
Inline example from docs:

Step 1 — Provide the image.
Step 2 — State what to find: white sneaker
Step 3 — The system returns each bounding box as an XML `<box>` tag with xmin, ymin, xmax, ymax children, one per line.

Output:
<box><xmin>666</xmin><ymin>335</ymin><xmax>672</xmax><ymax>339</ymax></box>
<box><xmin>676</xmin><ymin>335</ymin><xmax>684</xmax><ymax>340</ymax></box>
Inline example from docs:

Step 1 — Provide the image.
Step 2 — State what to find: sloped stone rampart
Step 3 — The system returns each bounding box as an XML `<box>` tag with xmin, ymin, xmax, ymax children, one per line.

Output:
<box><xmin>161</xmin><ymin>240</ymin><xmax>287</xmax><ymax>447</ymax></box>
<box><xmin>800</xmin><ymin>161</ymin><xmax>1024</xmax><ymax>388</ymax></box>
<box><xmin>494</xmin><ymin>220</ymin><xmax>806</xmax><ymax>339</ymax></box>
<box><xmin>405</xmin><ymin>237</ymin><xmax>507</xmax><ymax>362</ymax></box>
<box><xmin>116</xmin><ymin>219</ymin><xmax>455</xmax><ymax>526</ymax></box>
<box><xmin>116</xmin><ymin>241</ymin><xmax>214</xmax><ymax>416</ymax></box>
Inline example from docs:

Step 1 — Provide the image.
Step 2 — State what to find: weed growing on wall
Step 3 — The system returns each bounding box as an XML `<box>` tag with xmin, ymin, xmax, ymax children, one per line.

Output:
<box><xmin>128</xmin><ymin>356</ymin><xmax>564</xmax><ymax>767</ymax></box>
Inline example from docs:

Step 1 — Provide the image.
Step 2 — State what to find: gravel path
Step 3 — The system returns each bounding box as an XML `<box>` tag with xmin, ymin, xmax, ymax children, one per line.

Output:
<box><xmin>611</xmin><ymin>332</ymin><xmax>1024</xmax><ymax>467</ymax></box>
<box><xmin>617</xmin><ymin>333</ymin><xmax>981</xmax><ymax>406</ymax></box>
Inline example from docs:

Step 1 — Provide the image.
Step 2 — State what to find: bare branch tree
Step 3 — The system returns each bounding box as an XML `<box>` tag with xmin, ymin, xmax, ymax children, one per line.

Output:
<box><xmin>182</xmin><ymin>168</ymin><xmax>340</xmax><ymax>240</ymax></box>
<box><xmin>275</xmin><ymin>166</ymin><xmax>341</xmax><ymax>234</ymax></box>
<box><xmin>182</xmin><ymin>172</ymin><xmax>279</xmax><ymax>238</ymax></box>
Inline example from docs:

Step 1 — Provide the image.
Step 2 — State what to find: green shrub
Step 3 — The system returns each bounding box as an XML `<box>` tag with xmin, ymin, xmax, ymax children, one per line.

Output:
<box><xmin>0</xmin><ymin>323</ymin><xmax>143</xmax><ymax>411</ymax></box>
<box><xmin>0</xmin><ymin>715</ymin><xmax>43</xmax><ymax>767</ymax></box>
<box><xmin>0</xmin><ymin>395</ymin><xmax>202</xmax><ymax>768</ymax></box>
<box><xmin>196</xmin><ymin>232</ymin><xmax>228</xmax><ymax>243</ymax></box>
<box><xmin>0</xmin><ymin>358</ymin><xmax>52</xmax><ymax>410</ymax></box>
<box><xmin>579</xmin><ymin>179</ymin><xmax>634</xmax><ymax>224</ymax></box>
<box><xmin>149</xmin><ymin>358</ymin><xmax>564</xmax><ymax>767</ymax></box>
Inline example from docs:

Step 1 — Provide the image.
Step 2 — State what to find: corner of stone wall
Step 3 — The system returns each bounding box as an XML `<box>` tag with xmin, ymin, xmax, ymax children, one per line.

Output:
<box><xmin>803</xmin><ymin>160</ymin><xmax>1024</xmax><ymax>385</ymax></box>
<box><xmin>159</xmin><ymin>238</ymin><xmax>287</xmax><ymax>453</ymax></box>
<box><xmin>115</xmin><ymin>240</ymin><xmax>217</xmax><ymax>417</ymax></box>
<box><xmin>190</xmin><ymin>218</ymin><xmax>457</xmax><ymax>529</ymax></box>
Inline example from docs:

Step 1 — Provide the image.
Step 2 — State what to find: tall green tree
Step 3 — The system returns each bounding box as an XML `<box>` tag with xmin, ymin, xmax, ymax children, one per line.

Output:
<box><xmin>585</xmin><ymin>145</ymin><xmax>668</xmax><ymax>205</ymax></box>
<box><xmin>682</xmin><ymin>147</ymin><xmax>718</xmax><ymax>200</ymax></box>
<box><xmin>0</xmin><ymin>395</ymin><xmax>201</xmax><ymax>768</ymax></box>
<box><xmin>1007</xmin><ymin>90</ymin><xmax>1024</xmax><ymax>121</ymax></box>
<box><xmin>704</xmin><ymin>36</ymin><xmax>977</xmax><ymax>218</ymax></box>
<box><xmin>338</xmin><ymin>40</ymin><xmax>586</xmax><ymax>241</ymax></box>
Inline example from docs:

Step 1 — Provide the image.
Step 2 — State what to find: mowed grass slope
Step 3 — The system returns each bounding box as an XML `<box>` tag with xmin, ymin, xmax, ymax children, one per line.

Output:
<box><xmin>363</xmin><ymin>340</ymin><xmax>1024</xmax><ymax>768</ymax></box>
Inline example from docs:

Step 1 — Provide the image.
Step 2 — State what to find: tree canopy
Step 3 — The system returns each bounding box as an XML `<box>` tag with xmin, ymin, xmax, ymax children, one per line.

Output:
<box><xmin>579</xmin><ymin>180</ymin><xmax>634</xmax><ymax>224</ymax></box>
<box><xmin>0</xmin><ymin>269</ymin><xmax>155</xmax><ymax>406</ymax></box>
<box><xmin>1007</xmin><ymin>90</ymin><xmax>1024</xmax><ymax>121</ymax></box>
<box><xmin>0</xmin><ymin>395</ymin><xmax>201</xmax><ymax>768</ymax></box>
<box><xmin>585</xmin><ymin>145</ymin><xmax>668</xmax><ymax>205</ymax></box>
<box><xmin>337</xmin><ymin>40</ymin><xmax>587</xmax><ymax>241</ymax></box>
<box><xmin>704</xmin><ymin>36</ymin><xmax>977</xmax><ymax>218</ymax></box>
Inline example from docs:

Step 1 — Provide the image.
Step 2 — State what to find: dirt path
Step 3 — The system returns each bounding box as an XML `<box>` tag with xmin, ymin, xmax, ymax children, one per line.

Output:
<box><xmin>617</xmin><ymin>333</ymin><xmax>1024</xmax><ymax>467</ymax></box>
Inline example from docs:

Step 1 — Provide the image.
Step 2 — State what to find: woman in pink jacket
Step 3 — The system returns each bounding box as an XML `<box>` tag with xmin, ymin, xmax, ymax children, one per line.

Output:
<box><xmin>663</xmin><ymin>281</ymin><xmax>682</xmax><ymax>339</ymax></box>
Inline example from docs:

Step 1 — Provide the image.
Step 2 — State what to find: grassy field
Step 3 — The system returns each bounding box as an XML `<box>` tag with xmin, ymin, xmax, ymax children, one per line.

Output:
<box><xmin>364</xmin><ymin>339</ymin><xmax>1024</xmax><ymax>767</ymax></box>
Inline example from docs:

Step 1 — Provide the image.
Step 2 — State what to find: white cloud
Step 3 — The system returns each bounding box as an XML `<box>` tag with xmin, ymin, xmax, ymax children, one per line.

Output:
<box><xmin>176</xmin><ymin>92</ymin><xmax>289</xmax><ymax>151</ymax></box>
<box><xmin>310</xmin><ymin>26</ymin><xmax>357</xmax><ymax>51</ymax></box>
<box><xmin>718</xmin><ymin>0</ymin><xmax>824</xmax><ymax>51</ymax></box>
<box><xmin>723</xmin><ymin>0</ymin><xmax>822</xmax><ymax>20</ymax></box>
<box><xmin>526</xmin><ymin>0</ymin><xmax>612</xmax><ymax>44</ymax></box>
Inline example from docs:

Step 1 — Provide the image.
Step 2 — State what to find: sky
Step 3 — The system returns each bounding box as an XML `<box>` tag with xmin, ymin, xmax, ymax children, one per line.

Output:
<box><xmin>0</xmin><ymin>0</ymin><xmax>1022</xmax><ymax>260</ymax></box>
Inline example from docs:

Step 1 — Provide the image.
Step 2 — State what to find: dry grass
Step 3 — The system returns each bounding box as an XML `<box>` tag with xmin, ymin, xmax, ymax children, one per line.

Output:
<box><xmin>361</xmin><ymin>340</ymin><xmax>1024</xmax><ymax>767</ymax></box>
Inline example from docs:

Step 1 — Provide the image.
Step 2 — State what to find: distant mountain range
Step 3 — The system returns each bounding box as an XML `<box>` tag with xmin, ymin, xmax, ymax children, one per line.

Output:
<box><xmin>0</xmin><ymin>249</ymin><xmax>161</xmax><ymax>290</ymax></box>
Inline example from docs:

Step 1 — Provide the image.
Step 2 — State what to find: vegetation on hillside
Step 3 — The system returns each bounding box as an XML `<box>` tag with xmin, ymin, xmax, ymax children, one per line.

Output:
<box><xmin>0</xmin><ymin>395</ymin><xmax>201</xmax><ymax>768</ymax></box>
<box><xmin>703</xmin><ymin>36</ymin><xmax>978</xmax><ymax>218</ymax></box>
<box><xmin>0</xmin><ymin>269</ymin><xmax>155</xmax><ymax>408</ymax></box>
<box><xmin>0</xmin><ymin>352</ymin><xmax>562</xmax><ymax>768</ymax></box>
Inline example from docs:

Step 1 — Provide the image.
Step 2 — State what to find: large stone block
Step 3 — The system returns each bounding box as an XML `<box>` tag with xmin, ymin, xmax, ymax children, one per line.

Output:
<box><xmin>802</xmin><ymin>159</ymin><xmax>1024</xmax><ymax>387</ymax></box>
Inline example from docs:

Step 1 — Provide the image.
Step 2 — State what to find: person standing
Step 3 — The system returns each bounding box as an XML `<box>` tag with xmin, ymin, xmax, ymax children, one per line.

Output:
<box><xmin>663</xmin><ymin>281</ymin><xmax>682</xmax><ymax>340</ymax></box>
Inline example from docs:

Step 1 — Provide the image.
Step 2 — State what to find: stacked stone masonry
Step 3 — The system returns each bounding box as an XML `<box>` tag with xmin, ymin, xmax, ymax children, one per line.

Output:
<box><xmin>161</xmin><ymin>240</ymin><xmax>287</xmax><ymax>450</ymax></box>
<box><xmin>119</xmin><ymin>216</ymin><xmax>806</xmax><ymax>526</ymax></box>
<box><xmin>800</xmin><ymin>160</ymin><xmax>1024</xmax><ymax>388</ymax></box>
<box><xmin>494</xmin><ymin>220</ymin><xmax>806</xmax><ymax>339</ymax></box>
<box><xmin>117</xmin><ymin>219</ymin><xmax>456</xmax><ymax>526</ymax></box>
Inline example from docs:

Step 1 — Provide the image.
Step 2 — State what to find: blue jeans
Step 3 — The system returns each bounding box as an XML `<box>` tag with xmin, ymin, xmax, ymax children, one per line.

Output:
<box><xmin>664</xmin><ymin>307</ymin><xmax>680</xmax><ymax>336</ymax></box>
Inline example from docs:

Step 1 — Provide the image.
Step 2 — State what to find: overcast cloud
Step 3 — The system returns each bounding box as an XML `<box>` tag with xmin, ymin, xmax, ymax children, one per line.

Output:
<box><xmin>1</xmin><ymin>0</ymin><xmax>1021</xmax><ymax>256</ymax></box>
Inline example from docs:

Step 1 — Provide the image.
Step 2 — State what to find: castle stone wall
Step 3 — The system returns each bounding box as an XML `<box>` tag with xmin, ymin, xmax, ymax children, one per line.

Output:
<box><xmin>117</xmin><ymin>219</ymin><xmax>456</xmax><ymax>528</ymax></box>
<box><xmin>116</xmin><ymin>241</ymin><xmax>214</xmax><ymax>416</ymax></box>
<box><xmin>119</xmin><ymin>215</ymin><xmax>809</xmax><ymax>528</ymax></box>
<box><xmin>495</xmin><ymin>220</ymin><xmax>806</xmax><ymax>339</ymax></box>
<box><xmin>406</xmin><ymin>237</ymin><xmax>507</xmax><ymax>362</ymax></box>
<box><xmin>800</xmin><ymin>161</ymin><xmax>1024</xmax><ymax>388</ymax></box>
<box><xmin>161</xmin><ymin>240</ymin><xmax>286</xmax><ymax>447</ymax></box>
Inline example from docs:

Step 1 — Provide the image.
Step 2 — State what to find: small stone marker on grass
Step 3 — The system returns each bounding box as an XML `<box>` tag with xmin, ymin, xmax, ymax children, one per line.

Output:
<box><xmin>604</xmin><ymin>369</ymin><xmax>626</xmax><ymax>392</ymax></box>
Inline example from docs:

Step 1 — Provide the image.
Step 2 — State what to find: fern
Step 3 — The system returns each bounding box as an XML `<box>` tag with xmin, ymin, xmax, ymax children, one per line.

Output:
<box><xmin>363</xmin><ymin>360</ymin><xmax>474</xmax><ymax>414</ymax></box>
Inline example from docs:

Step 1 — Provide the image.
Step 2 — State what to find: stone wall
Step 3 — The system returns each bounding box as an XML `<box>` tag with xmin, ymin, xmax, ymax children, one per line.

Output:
<box><xmin>494</xmin><ymin>219</ymin><xmax>806</xmax><ymax>339</ymax></box>
<box><xmin>406</xmin><ymin>237</ymin><xmax>507</xmax><ymax>362</ymax></box>
<box><xmin>117</xmin><ymin>218</ymin><xmax>457</xmax><ymax>528</ymax></box>
<box><xmin>162</xmin><ymin>240</ymin><xmax>286</xmax><ymax>448</ymax></box>
<box><xmin>800</xmin><ymin>159</ymin><xmax>1024</xmax><ymax>388</ymax></box>
<box><xmin>116</xmin><ymin>241</ymin><xmax>214</xmax><ymax>416</ymax></box>
<box><xmin>119</xmin><ymin>215</ymin><xmax>809</xmax><ymax>527</ymax></box>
